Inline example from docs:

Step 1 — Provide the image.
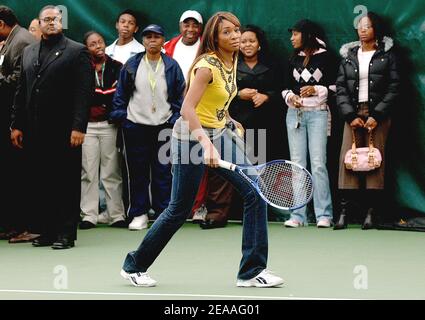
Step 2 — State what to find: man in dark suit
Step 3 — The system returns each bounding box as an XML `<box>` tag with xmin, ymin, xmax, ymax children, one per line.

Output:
<box><xmin>11</xmin><ymin>5</ymin><xmax>94</xmax><ymax>249</ymax></box>
<box><xmin>0</xmin><ymin>6</ymin><xmax>36</xmax><ymax>242</ymax></box>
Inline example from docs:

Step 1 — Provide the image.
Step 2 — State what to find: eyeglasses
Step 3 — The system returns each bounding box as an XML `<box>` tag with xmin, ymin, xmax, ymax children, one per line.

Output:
<box><xmin>41</xmin><ymin>16</ymin><xmax>61</xmax><ymax>24</ymax></box>
<box><xmin>358</xmin><ymin>25</ymin><xmax>373</xmax><ymax>31</ymax></box>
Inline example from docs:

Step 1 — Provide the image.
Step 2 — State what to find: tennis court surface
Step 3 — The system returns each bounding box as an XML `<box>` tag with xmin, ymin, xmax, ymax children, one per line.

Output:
<box><xmin>1</xmin><ymin>222</ymin><xmax>424</xmax><ymax>300</ymax></box>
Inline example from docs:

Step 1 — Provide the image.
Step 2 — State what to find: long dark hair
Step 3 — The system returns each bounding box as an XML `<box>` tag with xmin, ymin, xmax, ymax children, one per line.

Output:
<box><xmin>291</xmin><ymin>19</ymin><xmax>325</xmax><ymax>67</ymax></box>
<box><xmin>186</xmin><ymin>12</ymin><xmax>241</xmax><ymax>91</ymax></box>
<box><xmin>239</xmin><ymin>24</ymin><xmax>271</xmax><ymax>65</ymax></box>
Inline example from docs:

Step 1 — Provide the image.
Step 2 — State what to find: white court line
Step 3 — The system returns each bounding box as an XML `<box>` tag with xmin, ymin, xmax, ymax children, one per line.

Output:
<box><xmin>0</xmin><ymin>289</ymin><xmax>356</xmax><ymax>300</ymax></box>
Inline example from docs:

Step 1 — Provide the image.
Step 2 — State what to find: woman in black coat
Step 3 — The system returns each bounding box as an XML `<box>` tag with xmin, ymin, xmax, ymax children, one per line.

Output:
<box><xmin>335</xmin><ymin>12</ymin><xmax>400</xmax><ymax>230</ymax></box>
<box><xmin>229</xmin><ymin>25</ymin><xmax>288</xmax><ymax>163</ymax></box>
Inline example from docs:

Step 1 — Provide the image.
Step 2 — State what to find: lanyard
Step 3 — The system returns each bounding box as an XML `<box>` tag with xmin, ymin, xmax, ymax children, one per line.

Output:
<box><xmin>95</xmin><ymin>63</ymin><xmax>105</xmax><ymax>87</ymax></box>
<box><xmin>145</xmin><ymin>55</ymin><xmax>162</xmax><ymax>113</ymax></box>
<box><xmin>145</xmin><ymin>55</ymin><xmax>162</xmax><ymax>96</ymax></box>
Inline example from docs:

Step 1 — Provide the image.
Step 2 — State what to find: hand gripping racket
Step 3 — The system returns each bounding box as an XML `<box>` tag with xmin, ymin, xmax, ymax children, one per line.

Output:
<box><xmin>218</xmin><ymin>159</ymin><xmax>313</xmax><ymax>210</ymax></box>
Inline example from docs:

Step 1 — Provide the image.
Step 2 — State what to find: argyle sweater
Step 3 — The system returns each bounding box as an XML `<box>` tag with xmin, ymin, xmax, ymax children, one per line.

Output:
<box><xmin>287</xmin><ymin>49</ymin><xmax>336</xmax><ymax>97</ymax></box>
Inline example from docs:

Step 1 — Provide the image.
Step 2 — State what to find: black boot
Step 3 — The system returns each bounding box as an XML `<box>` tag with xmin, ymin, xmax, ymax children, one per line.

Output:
<box><xmin>362</xmin><ymin>189</ymin><xmax>383</xmax><ymax>230</ymax></box>
<box><xmin>333</xmin><ymin>198</ymin><xmax>348</xmax><ymax>230</ymax></box>
<box><xmin>362</xmin><ymin>208</ymin><xmax>375</xmax><ymax>230</ymax></box>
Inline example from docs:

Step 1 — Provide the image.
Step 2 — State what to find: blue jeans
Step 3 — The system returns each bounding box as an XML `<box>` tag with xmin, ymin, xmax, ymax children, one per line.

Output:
<box><xmin>123</xmin><ymin>129</ymin><xmax>268</xmax><ymax>280</ymax></box>
<box><xmin>286</xmin><ymin>108</ymin><xmax>333</xmax><ymax>224</ymax></box>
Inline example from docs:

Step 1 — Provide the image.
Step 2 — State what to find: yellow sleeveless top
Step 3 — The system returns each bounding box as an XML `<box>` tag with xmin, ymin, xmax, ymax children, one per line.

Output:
<box><xmin>190</xmin><ymin>53</ymin><xmax>237</xmax><ymax>128</ymax></box>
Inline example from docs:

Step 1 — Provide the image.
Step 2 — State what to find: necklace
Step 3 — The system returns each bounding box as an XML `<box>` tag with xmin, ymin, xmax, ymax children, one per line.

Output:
<box><xmin>204</xmin><ymin>55</ymin><xmax>236</xmax><ymax>121</ymax></box>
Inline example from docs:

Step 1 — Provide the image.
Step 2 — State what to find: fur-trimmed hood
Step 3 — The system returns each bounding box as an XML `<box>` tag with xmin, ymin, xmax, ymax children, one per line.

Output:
<box><xmin>339</xmin><ymin>36</ymin><xmax>394</xmax><ymax>58</ymax></box>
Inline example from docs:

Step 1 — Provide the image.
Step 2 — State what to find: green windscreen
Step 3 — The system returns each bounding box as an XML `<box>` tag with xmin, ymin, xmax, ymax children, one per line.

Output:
<box><xmin>4</xmin><ymin>0</ymin><xmax>425</xmax><ymax>214</ymax></box>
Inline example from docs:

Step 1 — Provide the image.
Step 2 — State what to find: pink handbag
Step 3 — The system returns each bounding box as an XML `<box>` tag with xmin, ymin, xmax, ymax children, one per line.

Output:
<box><xmin>344</xmin><ymin>128</ymin><xmax>382</xmax><ymax>172</ymax></box>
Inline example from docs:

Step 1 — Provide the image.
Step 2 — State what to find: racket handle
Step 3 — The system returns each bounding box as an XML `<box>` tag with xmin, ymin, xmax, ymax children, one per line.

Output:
<box><xmin>218</xmin><ymin>160</ymin><xmax>237</xmax><ymax>171</ymax></box>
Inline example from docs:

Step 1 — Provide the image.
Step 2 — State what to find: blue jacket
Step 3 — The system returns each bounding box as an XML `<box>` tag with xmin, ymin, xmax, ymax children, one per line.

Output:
<box><xmin>110</xmin><ymin>51</ymin><xmax>185</xmax><ymax>124</ymax></box>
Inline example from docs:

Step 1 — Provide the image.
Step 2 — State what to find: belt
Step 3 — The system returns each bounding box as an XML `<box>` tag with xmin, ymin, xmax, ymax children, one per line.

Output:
<box><xmin>289</xmin><ymin>104</ymin><xmax>328</xmax><ymax>111</ymax></box>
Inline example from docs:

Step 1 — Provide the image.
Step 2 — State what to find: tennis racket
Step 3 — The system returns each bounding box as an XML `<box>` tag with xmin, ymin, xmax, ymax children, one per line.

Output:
<box><xmin>218</xmin><ymin>159</ymin><xmax>313</xmax><ymax>210</ymax></box>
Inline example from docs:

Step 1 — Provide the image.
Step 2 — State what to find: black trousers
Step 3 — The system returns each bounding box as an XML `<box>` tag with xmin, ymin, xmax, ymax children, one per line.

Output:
<box><xmin>27</xmin><ymin>140</ymin><xmax>82</xmax><ymax>240</ymax></box>
<box><xmin>0</xmin><ymin>124</ymin><xmax>30</xmax><ymax>232</ymax></box>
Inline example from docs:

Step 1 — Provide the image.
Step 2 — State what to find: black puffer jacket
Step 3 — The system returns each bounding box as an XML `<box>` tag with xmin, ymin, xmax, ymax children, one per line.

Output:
<box><xmin>336</xmin><ymin>37</ymin><xmax>400</xmax><ymax>123</ymax></box>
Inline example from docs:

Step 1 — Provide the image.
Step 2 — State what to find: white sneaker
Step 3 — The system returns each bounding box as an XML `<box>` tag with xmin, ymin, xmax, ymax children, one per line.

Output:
<box><xmin>317</xmin><ymin>218</ymin><xmax>332</xmax><ymax>228</ymax></box>
<box><xmin>98</xmin><ymin>211</ymin><xmax>110</xmax><ymax>224</ymax></box>
<box><xmin>192</xmin><ymin>204</ymin><xmax>207</xmax><ymax>222</ymax></box>
<box><xmin>120</xmin><ymin>269</ymin><xmax>157</xmax><ymax>287</ymax></box>
<box><xmin>236</xmin><ymin>269</ymin><xmax>284</xmax><ymax>288</ymax></box>
<box><xmin>128</xmin><ymin>215</ymin><xmax>148</xmax><ymax>230</ymax></box>
<box><xmin>284</xmin><ymin>219</ymin><xmax>305</xmax><ymax>228</ymax></box>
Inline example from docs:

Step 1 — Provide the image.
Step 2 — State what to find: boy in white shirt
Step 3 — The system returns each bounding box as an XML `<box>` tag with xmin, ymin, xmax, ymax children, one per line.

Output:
<box><xmin>100</xmin><ymin>10</ymin><xmax>144</xmax><ymax>225</ymax></box>
<box><xmin>106</xmin><ymin>9</ymin><xmax>144</xmax><ymax>64</ymax></box>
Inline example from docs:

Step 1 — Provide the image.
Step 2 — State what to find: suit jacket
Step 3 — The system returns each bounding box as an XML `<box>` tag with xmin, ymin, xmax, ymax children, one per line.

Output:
<box><xmin>0</xmin><ymin>25</ymin><xmax>35</xmax><ymax>128</ymax></box>
<box><xmin>11</xmin><ymin>34</ymin><xmax>94</xmax><ymax>148</ymax></box>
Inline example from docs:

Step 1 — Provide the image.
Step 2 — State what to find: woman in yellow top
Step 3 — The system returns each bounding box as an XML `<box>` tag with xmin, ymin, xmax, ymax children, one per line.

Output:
<box><xmin>120</xmin><ymin>12</ymin><xmax>284</xmax><ymax>288</ymax></box>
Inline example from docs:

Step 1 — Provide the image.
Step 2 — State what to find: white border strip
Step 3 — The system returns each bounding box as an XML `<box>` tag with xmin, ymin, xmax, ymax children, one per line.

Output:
<box><xmin>0</xmin><ymin>289</ymin><xmax>357</xmax><ymax>300</ymax></box>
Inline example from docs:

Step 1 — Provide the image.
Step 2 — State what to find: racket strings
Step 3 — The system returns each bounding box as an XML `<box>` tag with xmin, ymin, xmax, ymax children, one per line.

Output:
<box><xmin>256</xmin><ymin>162</ymin><xmax>313</xmax><ymax>209</ymax></box>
